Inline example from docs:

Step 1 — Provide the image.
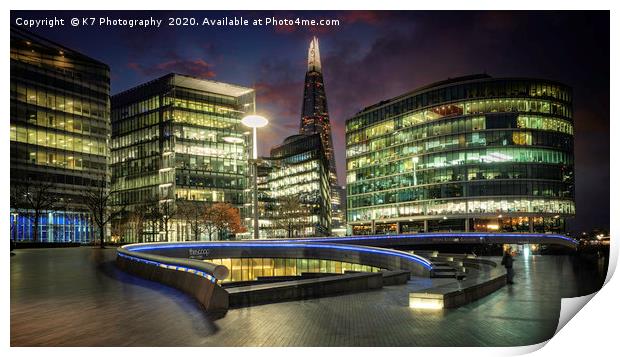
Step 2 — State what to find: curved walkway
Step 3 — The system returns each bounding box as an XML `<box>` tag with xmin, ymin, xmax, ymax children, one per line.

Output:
<box><xmin>270</xmin><ymin>232</ymin><xmax>579</xmax><ymax>249</ymax></box>
<box><xmin>11</xmin><ymin>247</ymin><xmax>604</xmax><ymax>346</ymax></box>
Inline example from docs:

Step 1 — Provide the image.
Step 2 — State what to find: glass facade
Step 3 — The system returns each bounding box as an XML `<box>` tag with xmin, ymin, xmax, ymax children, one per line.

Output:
<box><xmin>10</xmin><ymin>27</ymin><xmax>110</xmax><ymax>243</ymax></box>
<box><xmin>10</xmin><ymin>212</ymin><xmax>93</xmax><ymax>242</ymax></box>
<box><xmin>345</xmin><ymin>75</ymin><xmax>575</xmax><ymax>234</ymax></box>
<box><xmin>299</xmin><ymin>37</ymin><xmax>343</xmax><ymax>234</ymax></box>
<box><xmin>204</xmin><ymin>257</ymin><xmax>380</xmax><ymax>282</ymax></box>
<box><xmin>331</xmin><ymin>185</ymin><xmax>347</xmax><ymax>236</ymax></box>
<box><xmin>257</xmin><ymin>134</ymin><xmax>332</xmax><ymax>238</ymax></box>
<box><xmin>111</xmin><ymin>74</ymin><xmax>254</xmax><ymax>242</ymax></box>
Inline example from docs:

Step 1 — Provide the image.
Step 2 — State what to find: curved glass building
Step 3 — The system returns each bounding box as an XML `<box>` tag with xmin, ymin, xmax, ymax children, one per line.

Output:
<box><xmin>345</xmin><ymin>74</ymin><xmax>574</xmax><ymax>235</ymax></box>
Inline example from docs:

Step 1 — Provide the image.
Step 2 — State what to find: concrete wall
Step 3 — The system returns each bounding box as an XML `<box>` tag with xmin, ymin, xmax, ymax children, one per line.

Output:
<box><xmin>115</xmin><ymin>252</ymin><xmax>229</xmax><ymax>318</ymax></box>
<box><xmin>227</xmin><ymin>272</ymin><xmax>384</xmax><ymax>307</ymax></box>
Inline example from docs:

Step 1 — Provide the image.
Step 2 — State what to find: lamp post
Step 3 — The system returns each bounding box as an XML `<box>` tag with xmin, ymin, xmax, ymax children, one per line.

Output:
<box><xmin>241</xmin><ymin>115</ymin><xmax>268</xmax><ymax>240</ymax></box>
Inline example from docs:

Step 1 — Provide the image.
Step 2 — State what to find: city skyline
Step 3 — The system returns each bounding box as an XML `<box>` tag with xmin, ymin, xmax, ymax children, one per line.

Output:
<box><xmin>8</xmin><ymin>8</ymin><xmax>613</xmax><ymax>350</ymax></box>
<box><xmin>9</xmin><ymin>10</ymin><xmax>610</xmax><ymax>232</ymax></box>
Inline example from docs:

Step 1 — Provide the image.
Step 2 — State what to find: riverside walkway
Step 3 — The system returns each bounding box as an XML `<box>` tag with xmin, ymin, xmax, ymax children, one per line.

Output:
<box><xmin>10</xmin><ymin>247</ymin><xmax>605</xmax><ymax>346</ymax></box>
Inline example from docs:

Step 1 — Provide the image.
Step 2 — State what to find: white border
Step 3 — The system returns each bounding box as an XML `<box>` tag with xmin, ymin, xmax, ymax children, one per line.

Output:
<box><xmin>2</xmin><ymin>1</ymin><xmax>616</xmax><ymax>357</ymax></box>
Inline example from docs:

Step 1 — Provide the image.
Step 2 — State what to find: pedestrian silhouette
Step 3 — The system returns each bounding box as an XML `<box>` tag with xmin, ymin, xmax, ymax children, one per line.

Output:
<box><xmin>501</xmin><ymin>247</ymin><xmax>515</xmax><ymax>284</ymax></box>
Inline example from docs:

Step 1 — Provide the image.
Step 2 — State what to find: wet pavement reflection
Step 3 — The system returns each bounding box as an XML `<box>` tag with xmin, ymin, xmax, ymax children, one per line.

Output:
<box><xmin>11</xmin><ymin>247</ymin><xmax>607</xmax><ymax>346</ymax></box>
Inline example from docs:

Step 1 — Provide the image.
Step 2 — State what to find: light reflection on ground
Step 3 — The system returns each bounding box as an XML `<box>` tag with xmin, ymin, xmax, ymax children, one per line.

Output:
<box><xmin>10</xmin><ymin>247</ymin><xmax>606</xmax><ymax>346</ymax></box>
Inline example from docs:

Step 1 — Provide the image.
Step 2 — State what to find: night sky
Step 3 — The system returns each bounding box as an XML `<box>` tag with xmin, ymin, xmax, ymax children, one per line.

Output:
<box><xmin>11</xmin><ymin>10</ymin><xmax>609</xmax><ymax>232</ymax></box>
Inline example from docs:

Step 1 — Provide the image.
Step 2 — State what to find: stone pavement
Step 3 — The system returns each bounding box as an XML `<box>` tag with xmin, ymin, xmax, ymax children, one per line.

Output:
<box><xmin>10</xmin><ymin>247</ymin><xmax>605</xmax><ymax>347</ymax></box>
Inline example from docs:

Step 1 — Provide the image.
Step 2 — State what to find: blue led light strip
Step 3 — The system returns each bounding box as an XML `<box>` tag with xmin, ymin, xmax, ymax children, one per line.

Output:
<box><xmin>268</xmin><ymin>232</ymin><xmax>579</xmax><ymax>245</ymax></box>
<box><xmin>121</xmin><ymin>233</ymin><xmax>577</xmax><ymax>273</ymax></box>
<box><xmin>125</xmin><ymin>242</ymin><xmax>433</xmax><ymax>270</ymax></box>
<box><xmin>118</xmin><ymin>252</ymin><xmax>217</xmax><ymax>283</ymax></box>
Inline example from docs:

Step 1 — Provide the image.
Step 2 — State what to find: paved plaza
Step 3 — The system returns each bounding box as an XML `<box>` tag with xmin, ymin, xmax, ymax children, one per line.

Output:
<box><xmin>10</xmin><ymin>247</ymin><xmax>605</xmax><ymax>347</ymax></box>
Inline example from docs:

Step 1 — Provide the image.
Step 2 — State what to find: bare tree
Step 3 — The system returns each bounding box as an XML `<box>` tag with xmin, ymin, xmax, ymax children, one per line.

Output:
<box><xmin>178</xmin><ymin>200</ymin><xmax>207</xmax><ymax>241</ymax></box>
<box><xmin>10</xmin><ymin>178</ymin><xmax>59</xmax><ymax>242</ymax></box>
<box><xmin>84</xmin><ymin>176</ymin><xmax>124</xmax><ymax>248</ymax></box>
<box><xmin>272</xmin><ymin>195</ymin><xmax>309</xmax><ymax>238</ymax></box>
<box><xmin>160</xmin><ymin>200</ymin><xmax>176</xmax><ymax>242</ymax></box>
<box><xmin>111</xmin><ymin>216</ymin><xmax>129</xmax><ymax>244</ymax></box>
<box><xmin>128</xmin><ymin>208</ymin><xmax>146</xmax><ymax>243</ymax></box>
<box><xmin>204</xmin><ymin>204</ymin><xmax>217</xmax><ymax>241</ymax></box>
<box><xmin>144</xmin><ymin>198</ymin><xmax>162</xmax><ymax>242</ymax></box>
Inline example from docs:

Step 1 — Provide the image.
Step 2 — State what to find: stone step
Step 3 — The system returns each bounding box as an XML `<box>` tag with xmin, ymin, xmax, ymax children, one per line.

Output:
<box><xmin>431</xmin><ymin>271</ymin><xmax>458</xmax><ymax>278</ymax></box>
<box><xmin>433</xmin><ymin>267</ymin><xmax>457</xmax><ymax>272</ymax></box>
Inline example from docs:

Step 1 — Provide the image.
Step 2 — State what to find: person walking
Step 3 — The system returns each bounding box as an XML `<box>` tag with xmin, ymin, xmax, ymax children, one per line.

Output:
<box><xmin>501</xmin><ymin>247</ymin><xmax>515</xmax><ymax>284</ymax></box>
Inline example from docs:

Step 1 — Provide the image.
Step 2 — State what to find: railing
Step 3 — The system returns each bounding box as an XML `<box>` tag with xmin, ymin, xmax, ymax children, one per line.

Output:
<box><xmin>259</xmin><ymin>232</ymin><xmax>579</xmax><ymax>248</ymax></box>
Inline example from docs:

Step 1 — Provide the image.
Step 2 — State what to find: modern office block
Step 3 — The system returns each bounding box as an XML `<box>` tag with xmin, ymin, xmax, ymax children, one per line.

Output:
<box><xmin>259</xmin><ymin>133</ymin><xmax>332</xmax><ymax>238</ymax></box>
<box><xmin>346</xmin><ymin>74</ymin><xmax>574</xmax><ymax>234</ymax></box>
<box><xmin>10</xmin><ymin>26</ymin><xmax>110</xmax><ymax>243</ymax></box>
<box><xmin>111</xmin><ymin>73</ymin><xmax>254</xmax><ymax>242</ymax></box>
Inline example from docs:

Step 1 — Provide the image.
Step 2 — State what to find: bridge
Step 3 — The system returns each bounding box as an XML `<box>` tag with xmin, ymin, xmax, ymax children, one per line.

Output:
<box><xmin>264</xmin><ymin>232</ymin><xmax>579</xmax><ymax>249</ymax></box>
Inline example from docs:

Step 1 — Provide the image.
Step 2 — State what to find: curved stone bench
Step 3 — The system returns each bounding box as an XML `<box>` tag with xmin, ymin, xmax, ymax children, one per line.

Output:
<box><xmin>226</xmin><ymin>272</ymin><xmax>384</xmax><ymax>308</ymax></box>
<box><xmin>116</xmin><ymin>246</ymin><xmax>230</xmax><ymax>317</ymax></box>
<box><xmin>409</xmin><ymin>258</ymin><xmax>507</xmax><ymax>309</ymax></box>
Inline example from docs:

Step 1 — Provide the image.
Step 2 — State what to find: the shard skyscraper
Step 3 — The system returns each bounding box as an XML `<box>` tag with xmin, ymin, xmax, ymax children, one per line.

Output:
<box><xmin>299</xmin><ymin>37</ymin><xmax>345</xmax><ymax>233</ymax></box>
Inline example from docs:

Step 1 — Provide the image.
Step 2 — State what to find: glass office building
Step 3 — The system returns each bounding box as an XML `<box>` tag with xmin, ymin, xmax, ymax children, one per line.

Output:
<box><xmin>204</xmin><ymin>257</ymin><xmax>380</xmax><ymax>283</ymax></box>
<box><xmin>252</xmin><ymin>158</ymin><xmax>277</xmax><ymax>238</ymax></box>
<box><xmin>260</xmin><ymin>133</ymin><xmax>332</xmax><ymax>237</ymax></box>
<box><xmin>111</xmin><ymin>74</ymin><xmax>254</xmax><ymax>242</ymax></box>
<box><xmin>331</xmin><ymin>185</ymin><xmax>347</xmax><ymax>236</ymax></box>
<box><xmin>10</xmin><ymin>27</ymin><xmax>110</xmax><ymax>243</ymax></box>
<box><xmin>346</xmin><ymin>74</ymin><xmax>575</xmax><ymax>235</ymax></box>
<box><xmin>299</xmin><ymin>37</ymin><xmax>343</xmax><ymax>234</ymax></box>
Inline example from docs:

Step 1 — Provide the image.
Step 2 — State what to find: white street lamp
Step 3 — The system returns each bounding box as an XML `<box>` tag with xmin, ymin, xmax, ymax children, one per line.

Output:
<box><xmin>242</xmin><ymin>115</ymin><xmax>268</xmax><ymax>160</ymax></box>
<box><xmin>241</xmin><ymin>114</ymin><xmax>269</xmax><ymax>240</ymax></box>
